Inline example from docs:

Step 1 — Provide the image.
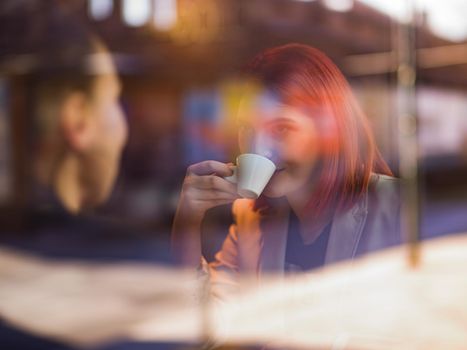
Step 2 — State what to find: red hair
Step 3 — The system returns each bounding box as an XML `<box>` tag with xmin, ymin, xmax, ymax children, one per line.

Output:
<box><xmin>244</xmin><ymin>43</ymin><xmax>392</xmax><ymax>217</ymax></box>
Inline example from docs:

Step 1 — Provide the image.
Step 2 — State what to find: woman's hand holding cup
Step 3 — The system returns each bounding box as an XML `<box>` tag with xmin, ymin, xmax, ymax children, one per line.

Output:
<box><xmin>175</xmin><ymin>160</ymin><xmax>240</xmax><ymax>225</ymax></box>
<box><xmin>172</xmin><ymin>160</ymin><xmax>240</xmax><ymax>266</ymax></box>
<box><xmin>172</xmin><ymin>155</ymin><xmax>276</xmax><ymax>266</ymax></box>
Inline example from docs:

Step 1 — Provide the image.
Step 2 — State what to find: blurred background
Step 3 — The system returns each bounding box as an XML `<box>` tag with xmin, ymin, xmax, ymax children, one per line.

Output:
<box><xmin>1</xmin><ymin>0</ymin><xmax>467</xmax><ymax>250</ymax></box>
<box><xmin>1</xmin><ymin>1</ymin><xmax>467</xmax><ymax>349</ymax></box>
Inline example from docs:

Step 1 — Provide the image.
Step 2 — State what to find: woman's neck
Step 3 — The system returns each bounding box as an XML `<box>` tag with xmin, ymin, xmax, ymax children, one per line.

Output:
<box><xmin>286</xmin><ymin>181</ymin><xmax>315</xmax><ymax>222</ymax></box>
<box><xmin>286</xmin><ymin>178</ymin><xmax>335</xmax><ymax>244</ymax></box>
<box><xmin>53</xmin><ymin>154</ymin><xmax>84</xmax><ymax>214</ymax></box>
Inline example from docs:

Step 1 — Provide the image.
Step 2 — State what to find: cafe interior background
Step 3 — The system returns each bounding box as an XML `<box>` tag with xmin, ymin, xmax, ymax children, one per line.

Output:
<box><xmin>2</xmin><ymin>0</ymin><xmax>467</xmax><ymax>246</ymax></box>
<box><xmin>0</xmin><ymin>0</ymin><xmax>467</xmax><ymax>348</ymax></box>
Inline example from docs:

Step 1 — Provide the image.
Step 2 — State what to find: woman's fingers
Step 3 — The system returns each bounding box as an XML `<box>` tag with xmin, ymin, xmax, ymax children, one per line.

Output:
<box><xmin>181</xmin><ymin>188</ymin><xmax>239</xmax><ymax>213</ymax></box>
<box><xmin>181</xmin><ymin>161</ymin><xmax>239</xmax><ymax>212</ymax></box>
<box><xmin>203</xmin><ymin>198</ymin><xmax>239</xmax><ymax>207</ymax></box>
<box><xmin>184</xmin><ymin>187</ymin><xmax>239</xmax><ymax>202</ymax></box>
<box><xmin>187</xmin><ymin>175</ymin><xmax>238</xmax><ymax>195</ymax></box>
<box><xmin>187</xmin><ymin>160</ymin><xmax>234</xmax><ymax>177</ymax></box>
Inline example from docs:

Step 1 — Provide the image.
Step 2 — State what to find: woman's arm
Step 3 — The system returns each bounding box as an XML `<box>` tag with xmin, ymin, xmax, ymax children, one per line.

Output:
<box><xmin>208</xmin><ymin>221</ymin><xmax>241</xmax><ymax>300</ymax></box>
<box><xmin>171</xmin><ymin>160</ymin><xmax>239</xmax><ymax>267</ymax></box>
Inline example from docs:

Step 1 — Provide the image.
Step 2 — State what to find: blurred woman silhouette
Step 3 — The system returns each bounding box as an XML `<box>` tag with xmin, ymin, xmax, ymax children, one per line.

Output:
<box><xmin>0</xmin><ymin>5</ymin><xmax>170</xmax><ymax>349</ymax></box>
<box><xmin>172</xmin><ymin>43</ymin><xmax>400</xmax><ymax>299</ymax></box>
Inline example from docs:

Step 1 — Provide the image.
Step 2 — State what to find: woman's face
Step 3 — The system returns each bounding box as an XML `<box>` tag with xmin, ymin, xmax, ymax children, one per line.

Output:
<box><xmin>237</xmin><ymin>92</ymin><xmax>322</xmax><ymax>198</ymax></box>
<box><xmin>82</xmin><ymin>52</ymin><xmax>128</xmax><ymax>205</ymax></box>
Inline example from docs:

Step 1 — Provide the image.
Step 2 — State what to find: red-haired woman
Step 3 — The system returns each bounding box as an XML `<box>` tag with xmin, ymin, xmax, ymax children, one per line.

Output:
<box><xmin>172</xmin><ymin>43</ymin><xmax>400</xmax><ymax>299</ymax></box>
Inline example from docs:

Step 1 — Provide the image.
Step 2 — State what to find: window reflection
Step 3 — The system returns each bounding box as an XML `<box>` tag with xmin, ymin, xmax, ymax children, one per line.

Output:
<box><xmin>88</xmin><ymin>0</ymin><xmax>113</xmax><ymax>21</ymax></box>
<box><xmin>123</xmin><ymin>0</ymin><xmax>151</xmax><ymax>27</ymax></box>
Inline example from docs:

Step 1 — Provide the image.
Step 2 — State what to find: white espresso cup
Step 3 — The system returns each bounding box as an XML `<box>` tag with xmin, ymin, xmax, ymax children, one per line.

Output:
<box><xmin>224</xmin><ymin>153</ymin><xmax>276</xmax><ymax>199</ymax></box>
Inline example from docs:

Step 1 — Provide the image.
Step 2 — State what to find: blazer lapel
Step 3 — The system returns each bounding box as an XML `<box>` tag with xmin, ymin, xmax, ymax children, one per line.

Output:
<box><xmin>324</xmin><ymin>192</ymin><xmax>369</xmax><ymax>265</ymax></box>
<box><xmin>250</xmin><ymin>191</ymin><xmax>369</xmax><ymax>275</ymax></box>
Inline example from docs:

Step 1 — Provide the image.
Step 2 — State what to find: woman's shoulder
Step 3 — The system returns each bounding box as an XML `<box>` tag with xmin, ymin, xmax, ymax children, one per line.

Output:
<box><xmin>367</xmin><ymin>173</ymin><xmax>401</xmax><ymax>213</ymax></box>
<box><xmin>354</xmin><ymin>174</ymin><xmax>402</xmax><ymax>253</ymax></box>
<box><xmin>370</xmin><ymin>173</ymin><xmax>399</xmax><ymax>184</ymax></box>
<box><xmin>369</xmin><ymin>173</ymin><xmax>400</xmax><ymax>196</ymax></box>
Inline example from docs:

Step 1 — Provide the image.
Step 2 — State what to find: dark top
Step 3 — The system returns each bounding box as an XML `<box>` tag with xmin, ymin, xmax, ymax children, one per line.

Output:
<box><xmin>0</xmin><ymin>190</ymin><xmax>174</xmax><ymax>350</ymax></box>
<box><xmin>285</xmin><ymin>211</ymin><xmax>332</xmax><ymax>272</ymax></box>
<box><xmin>0</xmin><ymin>192</ymin><xmax>172</xmax><ymax>263</ymax></box>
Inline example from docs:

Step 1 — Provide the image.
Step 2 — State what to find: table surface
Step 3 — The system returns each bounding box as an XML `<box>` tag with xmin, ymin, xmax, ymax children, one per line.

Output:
<box><xmin>1</xmin><ymin>234</ymin><xmax>466</xmax><ymax>350</ymax></box>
